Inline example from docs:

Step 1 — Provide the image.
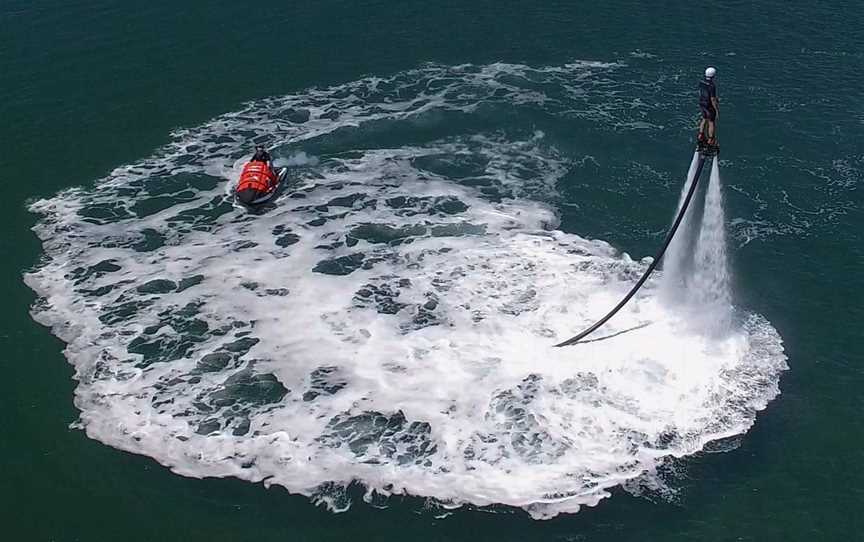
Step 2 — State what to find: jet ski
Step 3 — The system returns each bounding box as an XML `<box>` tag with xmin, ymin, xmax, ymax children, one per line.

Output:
<box><xmin>235</xmin><ymin>166</ymin><xmax>288</xmax><ymax>206</ymax></box>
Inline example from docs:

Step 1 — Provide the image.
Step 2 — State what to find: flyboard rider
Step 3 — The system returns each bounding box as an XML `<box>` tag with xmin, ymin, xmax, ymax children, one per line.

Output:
<box><xmin>697</xmin><ymin>67</ymin><xmax>719</xmax><ymax>149</ymax></box>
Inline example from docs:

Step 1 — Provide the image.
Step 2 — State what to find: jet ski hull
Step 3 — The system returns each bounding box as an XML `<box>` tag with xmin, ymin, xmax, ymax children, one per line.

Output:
<box><xmin>235</xmin><ymin>167</ymin><xmax>287</xmax><ymax>206</ymax></box>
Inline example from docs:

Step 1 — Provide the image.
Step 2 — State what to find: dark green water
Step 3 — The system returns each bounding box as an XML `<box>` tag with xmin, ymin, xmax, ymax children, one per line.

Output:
<box><xmin>3</xmin><ymin>1</ymin><xmax>863</xmax><ymax>540</ymax></box>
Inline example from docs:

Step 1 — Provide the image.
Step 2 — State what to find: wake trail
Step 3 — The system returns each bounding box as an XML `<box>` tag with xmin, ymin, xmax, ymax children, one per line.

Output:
<box><xmin>23</xmin><ymin>62</ymin><xmax>786</xmax><ymax>519</ymax></box>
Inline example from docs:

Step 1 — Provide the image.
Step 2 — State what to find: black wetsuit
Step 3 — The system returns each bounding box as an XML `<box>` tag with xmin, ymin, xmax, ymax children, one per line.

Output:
<box><xmin>699</xmin><ymin>78</ymin><xmax>717</xmax><ymax>121</ymax></box>
<box><xmin>252</xmin><ymin>149</ymin><xmax>271</xmax><ymax>163</ymax></box>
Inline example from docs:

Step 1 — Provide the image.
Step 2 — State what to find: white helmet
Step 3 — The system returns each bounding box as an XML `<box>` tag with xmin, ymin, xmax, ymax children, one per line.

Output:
<box><xmin>705</xmin><ymin>67</ymin><xmax>717</xmax><ymax>78</ymax></box>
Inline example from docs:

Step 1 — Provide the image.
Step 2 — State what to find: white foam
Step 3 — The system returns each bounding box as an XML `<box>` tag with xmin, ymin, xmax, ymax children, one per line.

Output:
<box><xmin>25</xmin><ymin>62</ymin><xmax>787</xmax><ymax>519</ymax></box>
<box><xmin>661</xmin><ymin>152</ymin><xmax>702</xmax><ymax>305</ymax></box>
<box><xmin>691</xmin><ymin>159</ymin><xmax>732</xmax><ymax>331</ymax></box>
<box><xmin>662</xmin><ymin>156</ymin><xmax>733</xmax><ymax>335</ymax></box>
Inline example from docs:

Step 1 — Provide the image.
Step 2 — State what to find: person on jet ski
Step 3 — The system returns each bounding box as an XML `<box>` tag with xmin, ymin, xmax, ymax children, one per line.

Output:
<box><xmin>251</xmin><ymin>146</ymin><xmax>271</xmax><ymax>165</ymax></box>
<box><xmin>697</xmin><ymin>67</ymin><xmax>719</xmax><ymax>147</ymax></box>
<box><xmin>236</xmin><ymin>146</ymin><xmax>278</xmax><ymax>205</ymax></box>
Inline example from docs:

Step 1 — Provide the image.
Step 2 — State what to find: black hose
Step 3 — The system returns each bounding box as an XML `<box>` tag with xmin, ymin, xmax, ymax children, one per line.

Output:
<box><xmin>555</xmin><ymin>154</ymin><xmax>709</xmax><ymax>347</ymax></box>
